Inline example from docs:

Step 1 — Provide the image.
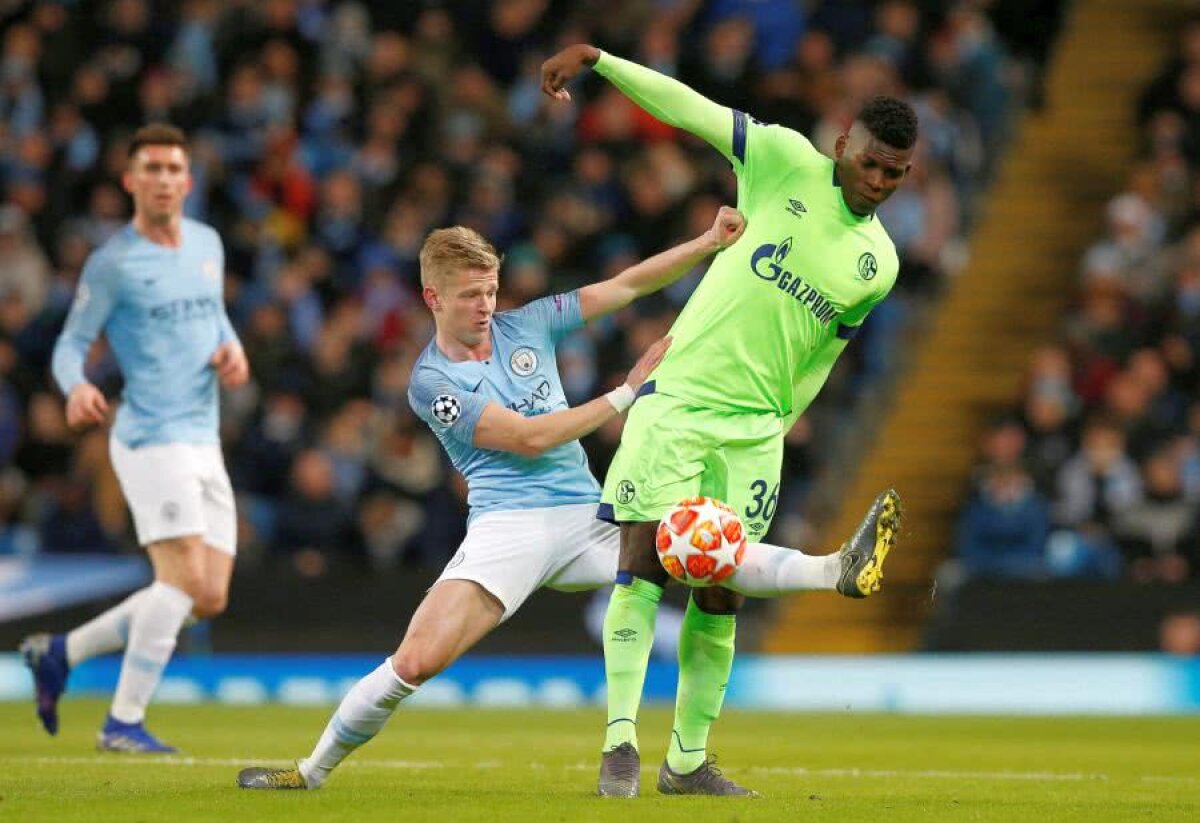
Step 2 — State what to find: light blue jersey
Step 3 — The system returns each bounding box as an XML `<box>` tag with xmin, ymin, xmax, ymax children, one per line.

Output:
<box><xmin>408</xmin><ymin>291</ymin><xmax>600</xmax><ymax>521</ymax></box>
<box><xmin>52</xmin><ymin>219</ymin><xmax>239</xmax><ymax>448</ymax></box>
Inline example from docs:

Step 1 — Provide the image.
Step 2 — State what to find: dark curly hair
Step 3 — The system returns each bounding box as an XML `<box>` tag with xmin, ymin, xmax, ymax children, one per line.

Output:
<box><xmin>858</xmin><ymin>96</ymin><xmax>919</xmax><ymax>150</ymax></box>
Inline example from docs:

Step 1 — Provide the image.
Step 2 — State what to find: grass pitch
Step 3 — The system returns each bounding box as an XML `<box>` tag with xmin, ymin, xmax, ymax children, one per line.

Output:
<box><xmin>1</xmin><ymin>700</ymin><xmax>1197</xmax><ymax>821</ymax></box>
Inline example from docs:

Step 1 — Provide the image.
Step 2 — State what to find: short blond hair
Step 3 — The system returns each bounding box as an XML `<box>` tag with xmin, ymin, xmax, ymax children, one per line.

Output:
<box><xmin>419</xmin><ymin>226</ymin><xmax>501</xmax><ymax>289</ymax></box>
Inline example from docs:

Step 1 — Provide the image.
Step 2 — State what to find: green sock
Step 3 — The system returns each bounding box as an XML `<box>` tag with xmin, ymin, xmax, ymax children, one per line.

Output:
<box><xmin>667</xmin><ymin>596</ymin><xmax>736</xmax><ymax>774</ymax></box>
<box><xmin>602</xmin><ymin>577</ymin><xmax>663</xmax><ymax>752</ymax></box>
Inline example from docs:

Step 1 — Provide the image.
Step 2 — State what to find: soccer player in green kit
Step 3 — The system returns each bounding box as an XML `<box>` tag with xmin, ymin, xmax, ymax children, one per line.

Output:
<box><xmin>542</xmin><ymin>45</ymin><xmax>915</xmax><ymax>797</ymax></box>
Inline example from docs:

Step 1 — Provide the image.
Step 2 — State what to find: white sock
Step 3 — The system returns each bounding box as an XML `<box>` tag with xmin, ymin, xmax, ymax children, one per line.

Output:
<box><xmin>66</xmin><ymin>588</ymin><xmax>152</xmax><ymax>667</ymax></box>
<box><xmin>725</xmin><ymin>542</ymin><xmax>839</xmax><ymax>596</ymax></box>
<box><xmin>298</xmin><ymin>658</ymin><xmax>417</xmax><ymax>788</ymax></box>
<box><xmin>109</xmin><ymin>581</ymin><xmax>193</xmax><ymax>724</ymax></box>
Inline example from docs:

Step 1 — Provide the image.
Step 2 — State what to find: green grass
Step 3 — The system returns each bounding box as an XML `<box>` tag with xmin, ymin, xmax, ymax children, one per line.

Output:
<box><xmin>1</xmin><ymin>700</ymin><xmax>1197</xmax><ymax>821</ymax></box>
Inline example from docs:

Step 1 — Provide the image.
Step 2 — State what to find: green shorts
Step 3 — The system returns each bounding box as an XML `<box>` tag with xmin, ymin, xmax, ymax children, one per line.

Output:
<box><xmin>600</xmin><ymin>391</ymin><xmax>785</xmax><ymax>540</ymax></box>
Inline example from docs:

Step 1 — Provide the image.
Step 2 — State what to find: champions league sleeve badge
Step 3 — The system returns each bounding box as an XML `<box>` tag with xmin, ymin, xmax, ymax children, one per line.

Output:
<box><xmin>431</xmin><ymin>394</ymin><xmax>461</xmax><ymax>425</ymax></box>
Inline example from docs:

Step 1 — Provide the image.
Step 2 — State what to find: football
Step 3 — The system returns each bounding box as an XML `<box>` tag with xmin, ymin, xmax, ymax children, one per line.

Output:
<box><xmin>655</xmin><ymin>496</ymin><xmax>747</xmax><ymax>586</ymax></box>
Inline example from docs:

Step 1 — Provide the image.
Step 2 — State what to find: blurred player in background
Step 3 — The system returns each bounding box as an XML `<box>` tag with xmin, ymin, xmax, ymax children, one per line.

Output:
<box><xmin>542</xmin><ymin>44</ymin><xmax>915</xmax><ymax>796</ymax></box>
<box><xmin>20</xmin><ymin>124</ymin><xmax>248</xmax><ymax>753</ymax></box>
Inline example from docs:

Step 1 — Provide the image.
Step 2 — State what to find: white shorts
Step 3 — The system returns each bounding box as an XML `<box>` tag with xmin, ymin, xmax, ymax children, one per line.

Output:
<box><xmin>434</xmin><ymin>503</ymin><xmax>619</xmax><ymax>620</ymax></box>
<box><xmin>109</xmin><ymin>437</ymin><xmax>237</xmax><ymax>555</ymax></box>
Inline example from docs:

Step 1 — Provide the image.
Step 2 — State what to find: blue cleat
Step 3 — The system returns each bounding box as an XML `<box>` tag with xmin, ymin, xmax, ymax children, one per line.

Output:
<box><xmin>97</xmin><ymin>716</ymin><xmax>178</xmax><ymax>754</ymax></box>
<box><xmin>19</xmin><ymin>633</ymin><xmax>69</xmax><ymax>736</ymax></box>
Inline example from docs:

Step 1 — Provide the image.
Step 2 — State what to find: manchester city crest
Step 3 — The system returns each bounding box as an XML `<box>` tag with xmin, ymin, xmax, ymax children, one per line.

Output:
<box><xmin>510</xmin><ymin>347</ymin><xmax>538</xmax><ymax>376</ymax></box>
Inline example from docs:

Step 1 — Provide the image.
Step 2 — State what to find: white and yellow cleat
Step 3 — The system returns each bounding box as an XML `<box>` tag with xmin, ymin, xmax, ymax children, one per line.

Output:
<box><xmin>237</xmin><ymin>765</ymin><xmax>309</xmax><ymax>790</ymax></box>
<box><xmin>835</xmin><ymin>489</ymin><xmax>903</xmax><ymax>598</ymax></box>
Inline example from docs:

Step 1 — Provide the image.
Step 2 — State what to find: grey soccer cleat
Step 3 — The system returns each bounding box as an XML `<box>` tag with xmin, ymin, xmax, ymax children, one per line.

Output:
<box><xmin>657</xmin><ymin>756</ymin><xmax>760</xmax><ymax>797</ymax></box>
<box><xmin>836</xmin><ymin>488</ymin><xmax>903</xmax><ymax>598</ymax></box>
<box><xmin>237</xmin><ymin>765</ymin><xmax>309</xmax><ymax>790</ymax></box>
<box><xmin>598</xmin><ymin>742</ymin><xmax>640</xmax><ymax>797</ymax></box>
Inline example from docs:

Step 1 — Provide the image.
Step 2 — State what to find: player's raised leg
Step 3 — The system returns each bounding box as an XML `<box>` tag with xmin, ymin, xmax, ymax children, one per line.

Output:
<box><xmin>724</xmin><ymin>488</ymin><xmax>905</xmax><ymax>598</ymax></box>
<box><xmin>238</xmin><ymin>578</ymin><xmax>503</xmax><ymax>789</ymax></box>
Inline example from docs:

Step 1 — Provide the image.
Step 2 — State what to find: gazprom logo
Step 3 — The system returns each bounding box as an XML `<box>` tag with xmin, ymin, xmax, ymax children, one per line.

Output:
<box><xmin>746</xmin><ymin>236</ymin><xmax>839</xmax><ymax>326</ymax></box>
<box><xmin>750</xmin><ymin>237</ymin><xmax>793</xmax><ymax>281</ymax></box>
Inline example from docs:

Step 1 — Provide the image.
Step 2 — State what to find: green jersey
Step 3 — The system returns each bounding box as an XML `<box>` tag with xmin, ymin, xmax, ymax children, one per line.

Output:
<box><xmin>595</xmin><ymin>53</ymin><xmax>898</xmax><ymax>420</ymax></box>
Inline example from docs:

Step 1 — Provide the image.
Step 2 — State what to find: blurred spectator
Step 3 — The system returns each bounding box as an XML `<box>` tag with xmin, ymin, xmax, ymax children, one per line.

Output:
<box><xmin>1113</xmin><ymin>448</ymin><xmax>1197</xmax><ymax>584</ymax></box>
<box><xmin>1160</xmin><ymin>611</ymin><xmax>1200</xmax><ymax>655</ymax></box>
<box><xmin>1054</xmin><ymin>415</ymin><xmax>1143</xmax><ymax>531</ymax></box>
<box><xmin>954</xmin><ymin>463</ymin><xmax>1050</xmax><ymax>581</ymax></box>
<box><xmin>273</xmin><ymin>449</ymin><xmax>361</xmax><ymax>577</ymax></box>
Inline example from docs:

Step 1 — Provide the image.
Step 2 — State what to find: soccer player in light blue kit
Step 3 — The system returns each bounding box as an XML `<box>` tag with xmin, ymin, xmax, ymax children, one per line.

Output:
<box><xmin>20</xmin><ymin>124</ymin><xmax>249</xmax><ymax>753</ymax></box>
<box><xmin>239</xmin><ymin>208</ymin><xmax>878</xmax><ymax>791</ymax></box>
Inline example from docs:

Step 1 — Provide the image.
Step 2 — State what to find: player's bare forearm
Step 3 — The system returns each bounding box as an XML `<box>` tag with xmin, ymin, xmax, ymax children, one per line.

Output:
<box><xmin>473</xmin><ymin>337</ymin><xmax>669</xmax><ymax>457</ymax></box>
<box><xmin>473</xmin><ymin>393</ymin><xmax>620</xmax><ymax>458</ymax></box>
<box><xmin>541</xmin><ymin>46</ymin><xmax>733</xmax><ymax>158</ymax></box>
<box><xmin>579</xmin><ymin>207</ymin><xmax>746</xmax><ymax>320</ymax></box>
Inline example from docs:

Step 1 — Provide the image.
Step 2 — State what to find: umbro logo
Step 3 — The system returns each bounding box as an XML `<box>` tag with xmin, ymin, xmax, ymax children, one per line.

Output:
<box><xmin>786</xmin><ymin>198</ymin><xmax>807</xmax><ymax>218</ymax></box>
<box><xmin>611</xmin><ymin>628</ymin><xmax>638</xmax><ymax>642</ymax></box>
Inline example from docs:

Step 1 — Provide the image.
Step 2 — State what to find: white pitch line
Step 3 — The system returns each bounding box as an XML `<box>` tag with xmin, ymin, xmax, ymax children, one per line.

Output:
<box><xmin>14</xmin><ymin>756</ymin><xmax>1192</xmax><ymax>784</ymax></box>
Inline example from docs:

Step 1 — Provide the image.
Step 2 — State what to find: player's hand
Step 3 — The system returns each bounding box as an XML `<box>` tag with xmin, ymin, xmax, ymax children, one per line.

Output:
<box><xmin>540</xmin><ymin>44</ymin><xmax>601</xmax><ymax>102</ymax></box>
<box><xmin>211</xmin><ymin>342</ymin><xmax>249</xmax><ymax>388</ymax></box>
<box><xmin>65</xmin><ymin>382</ymin><xmax>109</xmax><ymax>430</ymax></box>
<box><xmin>706</xmin><ymin>206</ymin><xmax>746</xmax><ymax>251</ymax></box>
<box><xmin>625</xmin><ymin>336</ymin><xmax>671</xmax><ymax>391</ymax></box>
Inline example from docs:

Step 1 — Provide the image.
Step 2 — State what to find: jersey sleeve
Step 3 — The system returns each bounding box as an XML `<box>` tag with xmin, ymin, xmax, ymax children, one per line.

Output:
<box><xmin>51</xmin><ymin>250</ymin><xmax>119</xmax><ymax>395</ymax></box>
<box><xmin>733</xmin><ymin>114</ymin><xmax>826</xmax><ymax>199</ymax></box>
<box><xmin>594</xmin><ymin>51</ymin><xmax>735</xmax><ymax>160</ymax></box>
<box><xmin>208</xmin><ymin>234</ymin><xmax>240</xmax><ymax>347</ymax></box>
<box><xmin>783</xmin><ymin>336</ymin><xmax>850</xmax><ymax>430</ymax></box>
<box><xmin>509</xmin><ymin>290</ymin><xmax>584</xmax><ymax>345</ymax></box>
<box><xmin>408</xmin><ymin>367</ymin><xmax>490</xmax><ymax>447</ymax></box>
<box><xmin>837</xmin><ymin>253</ymin><xmax>900</xmax><ymax>333</ymax></box>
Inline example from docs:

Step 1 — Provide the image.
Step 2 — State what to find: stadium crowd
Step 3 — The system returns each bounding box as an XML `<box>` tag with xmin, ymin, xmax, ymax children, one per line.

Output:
<box><xmin>0</xmin><ymin>0</ymin><xmax>1030</xmax><ymax>576</ymax></box>
<box><xmin>953</xmin><ymin>16</ymin><xmax>1200</xmax><ymax>585</ymax></box>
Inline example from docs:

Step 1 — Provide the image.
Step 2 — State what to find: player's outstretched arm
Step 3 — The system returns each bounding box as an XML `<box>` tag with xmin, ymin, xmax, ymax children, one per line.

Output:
<box><xmin>473</xmin><ymin>336</ymin><xmax>670</xmax><ymax>458</ymax></box>
<box><xmin>578</xmin><ymin>206</ymin><xmax>746</xmax><ymax>321</ymax></box>
<box><xmin>541</xmin><ymin>44</ymin><xmax>734</xmax><ymax>160</ymax></box>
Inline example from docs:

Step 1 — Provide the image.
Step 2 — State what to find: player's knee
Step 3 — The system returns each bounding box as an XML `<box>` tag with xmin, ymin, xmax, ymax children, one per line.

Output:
<box><xmin>158</xmin><ymin>567</ymin><xmax>207</xmax><ymax>604</ymax></box>
<box><xmin>391</xmin><ymin>644</ymin><xmax>445</xmax><ymax>686</ymax></box>
<box><xmin>192</xmin><ymin>587</ymin><xmax>228</xmax><ymax>619</ymax></box>
<box><xmin>693</xmin><ymin>585</ymin><xmax>743</xmax><ymax>614</ymax></box>
<box><xmin>619</xmin><ymin>521</ymin><xmax>665</xmax><ymax>582</ymax></box>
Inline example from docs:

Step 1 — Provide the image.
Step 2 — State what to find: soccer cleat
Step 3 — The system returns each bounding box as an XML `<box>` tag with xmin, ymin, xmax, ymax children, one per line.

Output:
<box><xmin>19</xmin><ymin>633</ymin><xmax>69</xmax><ymax>735</ymax></box>
<box><xmin>97</xmin><ymin>716</ymin><xmax>178</xmax><ymax>754</ymax></box>
<box><xmin>656</xmin><ymin>756</ymin><xmax>760</xmax><ymax>797</ymax></box>
<box><xmin>237</xmin><ymin>766</ymin><xmax>309</xmax><ymax>790</ymax></box>
<box><xmin>836</xmin><ymin>488</ymin><xmax>903</xmax><ymax>598</ymax></box>
<box><xmin>597</xmin><ymin>742</ymin><xmax>641</xmax><ymax>797</ymax></box>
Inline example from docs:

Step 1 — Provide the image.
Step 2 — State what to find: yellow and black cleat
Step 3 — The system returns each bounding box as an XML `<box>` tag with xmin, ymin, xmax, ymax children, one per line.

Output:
<box><xmin>237</xmin><ymin>766</ymin><xmax>308</xmax><ymax>790</ymax></box>
<box><xmin>836</xmin><ymin>489</ymin><xmax>903</xmax><ymax>598</ymax></box>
